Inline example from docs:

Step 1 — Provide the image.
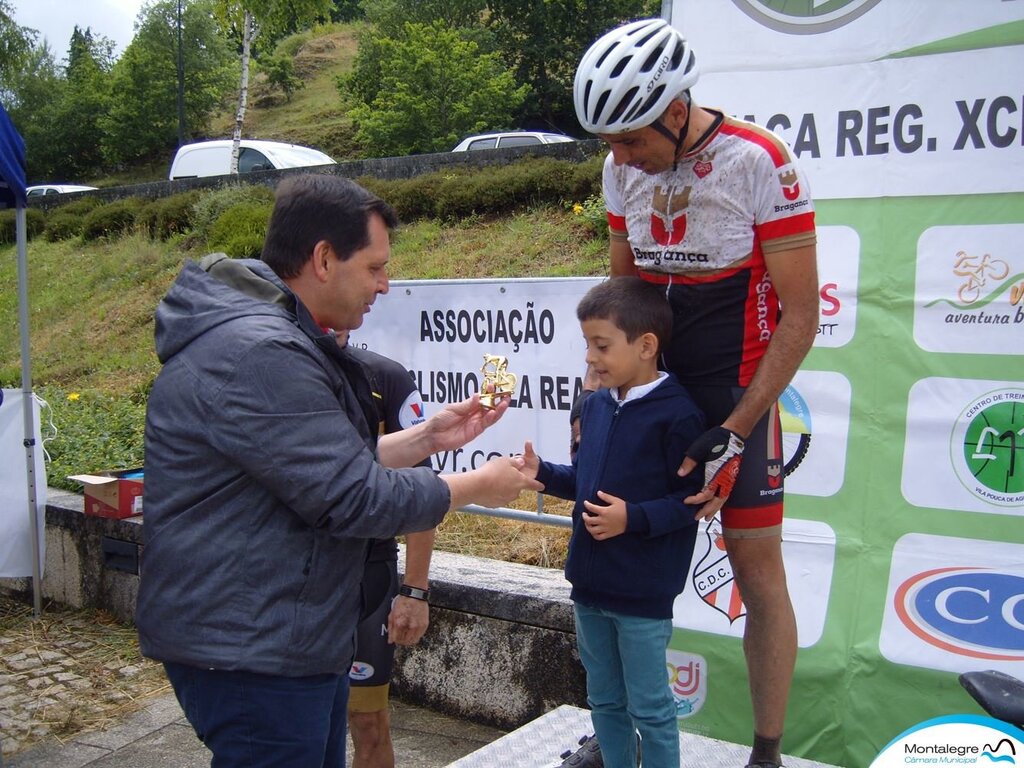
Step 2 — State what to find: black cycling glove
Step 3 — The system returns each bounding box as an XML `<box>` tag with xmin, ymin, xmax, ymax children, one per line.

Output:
<box><xmin>685</xmin><ymin>426</ymin><xmax>745</xmax><ymax>499</ymax></box>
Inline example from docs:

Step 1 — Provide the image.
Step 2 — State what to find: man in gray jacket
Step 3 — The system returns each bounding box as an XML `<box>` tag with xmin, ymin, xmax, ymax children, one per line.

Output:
<box><xmin>136</xmin><ymin>174</ymin><xmax>540</xmax><ymax>768</ymax></box>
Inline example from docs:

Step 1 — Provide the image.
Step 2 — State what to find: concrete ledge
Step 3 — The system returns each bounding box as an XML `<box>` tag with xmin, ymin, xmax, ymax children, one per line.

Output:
<box><xmin>1</xmin><ymin>491</ymin><xmax>587</xmax><ymax>730</ymax></box>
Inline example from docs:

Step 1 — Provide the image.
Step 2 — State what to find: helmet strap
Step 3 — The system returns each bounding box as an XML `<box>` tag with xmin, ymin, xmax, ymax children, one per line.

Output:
<box><xmin>651</xmin><ymin>93</ymin><xmax>692</xmax><ymax>172</ymax></box>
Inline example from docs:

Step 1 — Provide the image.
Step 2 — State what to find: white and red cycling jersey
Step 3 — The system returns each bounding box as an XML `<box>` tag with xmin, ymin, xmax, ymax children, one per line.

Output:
<box><xmin>604</xmin><ymin>111</ymin><xmax>816</xmax><ymax>388</ymax></box>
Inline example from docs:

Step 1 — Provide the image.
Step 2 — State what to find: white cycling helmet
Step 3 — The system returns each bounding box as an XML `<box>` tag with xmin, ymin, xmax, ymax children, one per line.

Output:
<box><xmin>574</xmin><ymin>18</ymin><xmax>698</xmax><ymax>135</ymax></box>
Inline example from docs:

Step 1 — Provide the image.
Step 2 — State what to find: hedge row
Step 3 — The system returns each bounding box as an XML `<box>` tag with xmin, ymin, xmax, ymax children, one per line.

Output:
<box><xmin>0</xmin><ymin>155</ymin><xmax>604</xmax><ymax>256</ymax></box>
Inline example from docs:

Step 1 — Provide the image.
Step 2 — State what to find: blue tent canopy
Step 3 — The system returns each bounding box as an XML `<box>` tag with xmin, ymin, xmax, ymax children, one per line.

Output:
<box><xmin>0</xmin><ymin>104</ymin><xmax>27</xmax><ymax>207</ymax></box>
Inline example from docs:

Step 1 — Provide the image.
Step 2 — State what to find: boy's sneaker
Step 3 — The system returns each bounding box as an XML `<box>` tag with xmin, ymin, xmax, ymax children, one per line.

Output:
<box><xmin>560</xmin><ymin>734</ymin><xmax>604</xmax><ymax>767</ymax></box>
<box><xmin>745</xmin><ymin>762</ymin><xmax>784</xmax><ymax>768</ymax></box>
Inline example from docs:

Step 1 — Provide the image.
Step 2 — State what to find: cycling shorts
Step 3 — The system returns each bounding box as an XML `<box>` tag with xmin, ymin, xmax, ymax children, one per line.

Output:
<box><xmin>684</xmin><ymin>384</ymin><xmax>784</xmax><ymax>538</ymax></box>
<box><xmin>348</xmin><ymin>559</ymin><xmax>399</xmax><ymax>711</ymax></box>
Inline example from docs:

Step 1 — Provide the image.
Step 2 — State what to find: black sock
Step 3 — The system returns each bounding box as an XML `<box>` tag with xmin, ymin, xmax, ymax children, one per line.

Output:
<box><xmin>749</xmin><ymin>732</ymin><xmax>782</xmax><ymax>766</ymax></box>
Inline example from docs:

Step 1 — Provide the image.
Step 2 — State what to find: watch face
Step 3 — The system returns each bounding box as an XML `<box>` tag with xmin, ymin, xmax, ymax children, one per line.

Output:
<box><xmin>730</xmin><ymin>0</ymin><xmax>883</xmax><ymax>34</ymax></box>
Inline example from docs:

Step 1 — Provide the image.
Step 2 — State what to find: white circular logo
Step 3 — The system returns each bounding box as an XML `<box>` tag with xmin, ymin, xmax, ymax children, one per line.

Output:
<box><xmin>731</xmin><ymin>0</ymin><xmax>883</xmax><ymax>34</ymax></box>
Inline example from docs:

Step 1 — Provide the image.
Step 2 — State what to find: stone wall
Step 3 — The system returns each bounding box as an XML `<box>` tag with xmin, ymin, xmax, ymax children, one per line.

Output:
<box><xmin>28</xmin><ymin>139</ymin><xmax>605</xmax><ymax>210</ymax></box>
<box><xmin>0</xmin><ymin>493</ymin><xmax>587</xmax><ymax>731</ymax></box>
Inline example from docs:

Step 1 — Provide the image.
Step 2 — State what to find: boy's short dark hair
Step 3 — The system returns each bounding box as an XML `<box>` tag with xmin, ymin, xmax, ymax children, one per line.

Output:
<box><xmin>576</xmin><ymin>276</ymin><xmax>672</xmax><ymax>353</ymax></box>
<box><xmin>261</xmin><ymin>174</ymin><xmax>399</xmax><ymax>279</ymax></box>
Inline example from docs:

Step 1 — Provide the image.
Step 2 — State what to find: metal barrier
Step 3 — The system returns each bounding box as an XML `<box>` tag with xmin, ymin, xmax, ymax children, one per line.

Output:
<box><xmin>458</xmin><ymin>500</ymin><xmax>572</xmax><ymax>529</ymax></box>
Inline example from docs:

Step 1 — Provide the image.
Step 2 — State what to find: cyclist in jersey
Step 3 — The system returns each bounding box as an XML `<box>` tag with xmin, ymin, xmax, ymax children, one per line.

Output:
<box><xmin>342</xmin><ymin>333</ymin><xmax>436</xmax><ymax>768</ymax></box>
<box><xmin>573</xmin><ymin>19</ymin><xmax>819</xmax><ymax>768</ymax></box>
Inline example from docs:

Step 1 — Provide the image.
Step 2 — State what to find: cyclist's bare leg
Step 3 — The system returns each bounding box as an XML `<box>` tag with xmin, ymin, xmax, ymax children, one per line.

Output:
<box><xmin>350</xmin><ymin>708</ymin><xmax>394</xmax><ymax>768</ymax></box>
<box><xmin>725</xmin><ymin>534</ymin><xmax>796</xmax><ymax>766</ymax></box>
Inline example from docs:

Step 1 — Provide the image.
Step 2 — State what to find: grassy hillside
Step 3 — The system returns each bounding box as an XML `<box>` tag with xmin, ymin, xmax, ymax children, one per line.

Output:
<box><xmin>0</xmin><ymin>205</ymin><xmax>601</xmax><ymax>567</ymax></box>
<box><xmin>207</xmin><ymin>24</ymin><xmax>364</xmax><ymax>161</ymax></box>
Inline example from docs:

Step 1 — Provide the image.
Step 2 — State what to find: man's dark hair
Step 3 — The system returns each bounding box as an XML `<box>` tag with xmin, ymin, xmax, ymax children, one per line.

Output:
<box><xmin>261</xmin><ymin>174</ymin><xmax>399</xmax><ymax>279</ymax></box>
<box><xmin>576</xmin><ymin>276</ymin><xmax>672</xmax><ymax>353</ymax></box>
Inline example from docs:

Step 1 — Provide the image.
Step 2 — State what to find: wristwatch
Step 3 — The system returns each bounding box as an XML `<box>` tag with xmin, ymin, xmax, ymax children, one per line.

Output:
<box><xmin>399</xmin><ymin>584</ymin><xmax>430</xmax><ymax>601</ymax></box>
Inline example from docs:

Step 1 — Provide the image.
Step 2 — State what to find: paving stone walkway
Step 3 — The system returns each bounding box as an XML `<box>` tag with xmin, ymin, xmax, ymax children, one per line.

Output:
<box><xmin>0</xmin><ymin>596</ymin><xmax>506</xmax><ymax>767</ymax></box>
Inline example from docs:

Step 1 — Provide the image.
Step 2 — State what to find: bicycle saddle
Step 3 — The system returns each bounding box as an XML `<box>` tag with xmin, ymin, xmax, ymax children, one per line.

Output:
<box><xmin>959</xmin><ymin>670</ymin><xmax>1024</xmax><ymax>727</ymax></box>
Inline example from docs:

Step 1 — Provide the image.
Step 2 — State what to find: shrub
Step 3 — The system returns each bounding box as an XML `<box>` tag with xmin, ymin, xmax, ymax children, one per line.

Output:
<box><xmin>361</xmin><ymin>173</ymin><xmax>450</xmax><ymax>222</ymax></box>
<box><xmin>139</xmin><ymin>191</ymin><xmax>202</xmax><ymax>241</ymax></box>
<box><xmin>0</xmin><ymin>208</ymin><xmax>46</xmax><ymax>244</ymax></box>
<box><xmin>43</xmin><ymin>210</ymin><xmax>87</xmax><ymax>242</ymax></box>
<box><xmin>192</xmin><ymin>184</ymin><xmax>275</xmax><ymax>244</ymax></box>
<box><xmin>207</xmin><ymin>201</ymin><xmax>272</xmax><ymax>258</ymax></box>
<box><xmin>54</xmin><ymin>195</ymin><xmax>103</xmax><ymax>216</ymax></box>
<box><xmin>81</xmin><ymin>199</ymin><xmax>144</xmax><ymax>242</ymax></box>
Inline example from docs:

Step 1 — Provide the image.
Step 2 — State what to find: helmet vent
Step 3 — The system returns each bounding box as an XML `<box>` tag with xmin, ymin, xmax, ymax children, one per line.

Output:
<box><xmin>608</xmin><ymin>86</ymin><xmax>640</xmax><ymax>125</ymax></box>
<box><xmin>635</xmin><ymin>85</ymin><xmax>666</xmax><ymax>120</ymax></box>
<box><xmin>609</xmin><ymin>54</ymin><xmax>632</xmax><ymax>79</ymax></box>
<box><xmin>640</xmin><ymin>44</ymin><xmax>665</xmax><ymax>74</ymax></box>
<box><xmin>595</xmin><ymin>40</ymin><xmax>619</xmax><ymax>69</ymax></box>
<box><xmin>592</xmin><ymin>90</ymin><xmax>611</xmax><ymax>125</ymax></box>
<box><xmin>633</xmin><ymin>26</ymin><xmax>661</xmax><ymax>47</ymax></box>
<box><xmin>670</xmin><ymin>45</ymin><xmax>684</xmax><ymax>71</ymax></box>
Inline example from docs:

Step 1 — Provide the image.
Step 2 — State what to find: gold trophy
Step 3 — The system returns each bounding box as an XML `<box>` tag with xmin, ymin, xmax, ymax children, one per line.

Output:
<box><xmin>479</xmin><ymin>354</ymin><xmax>517</xmax><ymax>409</ymax></box>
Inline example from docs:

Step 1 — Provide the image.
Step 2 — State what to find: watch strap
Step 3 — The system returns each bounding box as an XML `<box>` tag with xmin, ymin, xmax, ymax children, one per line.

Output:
<box><xmin>399</xmin><ymin>584</ymin><xmax>430</xmax><ymax>601</ymax></box>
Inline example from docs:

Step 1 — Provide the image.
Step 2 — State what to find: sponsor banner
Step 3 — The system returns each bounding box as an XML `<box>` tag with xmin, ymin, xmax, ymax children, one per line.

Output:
<box><xmin>880</xmin><ymin>533</ymin><xmax>1024</xmax><ymax>675</ymax></box>
<box><xmin>869</xmin><ymin>715</ymin><xmax>1024</xmax><ymax>768</ymax></box>
<box><xmin>672</xmin><ymin>0</ymin><xmax>1024</xmax><ymax>70</ymax></box>
<box><xmin>902</xmin><ymin>378</ymin><xmax>1024</xmax><ymax>514</ymax></box>
<box><xmin>352</xmin><ymin>278</ymin><xmax>844</xmax><ymax>471</ymax></box>
<box><xmin>673</xmin><ymin>517</ymin><xmax>836</xmax><ymax>648</ymax></box>
<box><xmin>816</xmin><ymin>225</ymin><xmax>859</xmax><ymax>348</ymax></box>
<box><xmin>914</xmin><ymin>224</ymin><xmax>1024</xmax><ymax>355</ymax></box>
<box><xmin>351</xmin><ymin>278</ymin><xmax>602</xmax><ymax>467</ymax></box>
<box><xmin>0</xmin><ymin>389</ymin><xmax>46</xmax><ymax>578</ymax></box>
<box><xmin>782</xmin><ymin>370</ymin><xmax>852</xmax><ymax>499</ymax></box>
<box><xmin>696</xmin><ymin>46</ymin><xmax>1024</xmax><ymax>200</ymax></box>
<box><xmin>666</xmin><ymin>648</ymin><xmax>707</xmax><ymax>720</ymax></box>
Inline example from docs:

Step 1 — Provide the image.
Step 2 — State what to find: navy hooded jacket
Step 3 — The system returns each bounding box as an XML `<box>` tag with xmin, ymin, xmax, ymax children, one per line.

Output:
<box><xmin>537</xmin><ymin>377</ymin><xmax>705</xmax><ymax>619</ymax></box>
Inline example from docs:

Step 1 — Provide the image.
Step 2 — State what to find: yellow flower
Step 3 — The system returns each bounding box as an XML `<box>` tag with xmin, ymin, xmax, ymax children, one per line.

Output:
<box><xmin>67</xmin><ymin>392</ymin><xmax>80</xmax><ymax>401</ymax></box>
<box><xmin>573</xmin><ymin>203</ymin><xmax>584</xmax><ymax>215</ymax></box>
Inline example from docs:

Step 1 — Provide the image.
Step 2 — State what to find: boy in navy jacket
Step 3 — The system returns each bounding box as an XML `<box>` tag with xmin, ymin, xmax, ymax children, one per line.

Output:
<box><xmin>521</xmin><ymin>277</ymin><xmax>705</xmax><ymax>768</ymax></box>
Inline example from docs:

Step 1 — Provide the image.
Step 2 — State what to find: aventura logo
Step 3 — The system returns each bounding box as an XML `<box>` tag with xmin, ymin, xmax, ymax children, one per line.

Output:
<box><xmin>869</xmin><ymin>715</ymin><xmax>1023</xmax><ymax>767</ymax></box>
<box><xmin>915</xmin><ymin>225</ymin><xmax>1024</xmax><ymax>356</ymax></box>
<box><xmin>731</xmin><ymin>0</ymin><xmax>883</xmax><ymax>34</ymax></box>
<box><xmin>951</xmin><ymin>388</ymin><xmax>1024</xmax><ymax>508</ymax></box>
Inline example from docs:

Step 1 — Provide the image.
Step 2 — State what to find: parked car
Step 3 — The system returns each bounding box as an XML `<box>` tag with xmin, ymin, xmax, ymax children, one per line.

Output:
<box><xmin>168</xmin><ymin>139</ymin><xmax>336</xmax><ymax>180</ymax></box>
<box><xmin>26</xmin><ymin>184</ymin><xmax>98</xmax><ymax>197</ymax></box>
<box><xmin>451</xmin><ymin>131</ymin><xmax>576</xmax><ymax>152</ymax></box>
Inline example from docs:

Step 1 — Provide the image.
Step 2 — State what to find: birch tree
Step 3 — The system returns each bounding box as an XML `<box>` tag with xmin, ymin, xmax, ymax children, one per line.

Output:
<box><xmin>215</xmin><ymin>0</ymin><xmax>330</xmax><ymax>172</ymax></box>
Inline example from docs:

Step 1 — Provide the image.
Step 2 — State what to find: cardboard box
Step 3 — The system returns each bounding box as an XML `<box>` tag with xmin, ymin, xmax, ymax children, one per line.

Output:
<box><xmin>68</xmin><ymin>468</ymin><xmax>144</xmax><ymax>519</ymax></box>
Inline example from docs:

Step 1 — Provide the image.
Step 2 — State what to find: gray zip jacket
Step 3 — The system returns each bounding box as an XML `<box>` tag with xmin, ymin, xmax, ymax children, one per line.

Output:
<box><xmin>136</xmin><ymin>255</ymin><xmax>449</xmax><ymax>677</ymax></box>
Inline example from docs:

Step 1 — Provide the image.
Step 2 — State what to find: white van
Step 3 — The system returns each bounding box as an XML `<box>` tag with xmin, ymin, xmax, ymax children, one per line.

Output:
<box><xmin>168</xmin><ymin>139</ymin><xmax>335</xmax><ymax>180</ymax></box>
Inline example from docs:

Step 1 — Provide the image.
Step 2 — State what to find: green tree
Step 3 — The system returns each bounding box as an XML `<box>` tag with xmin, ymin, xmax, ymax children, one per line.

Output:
<box><xmin>330</xmin><ymin>0</ymin><xmax>363</xmax><ymax>22</ymax></box>
<box><xmin>35</xmin><ymin>26</ymin><xmax>114</xmax><ymax>179</ymax></box>
<box><xmin>100</xmin><ymin>0</ymin><xmax>235</xmax><ymax>166</ymax></box>
<box><xmin>261</xmin><ymin>52</ymin><xmax>303</xmax><ymax>100</ymax></box>
<box><xmin>0</xmin><ymin>0</ymin><xmax>37</xmax><ymax>104</ymax></box>
<box><xmin>4</xmin><ymin>43</ymin><xmax>65</xmax><ymax>180</ymax></box>
<box><xmin>361</xmin><ymin>0</ymin><xmax>485</xmax><ymax>33</ymax></box>
<box><xmin>349</xmin><ymin>21</ymin><xmax>528</xmax><ymax>156</ymax></box>
<box><xmin>485</xmin><ymin>0</ymin><xmax>657</xmax><ymax>132</ymax></box>
<box><xmin>342</xmin><ymin>0</ymin><xmax>490</xmax><ymax>115</ymax></box>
